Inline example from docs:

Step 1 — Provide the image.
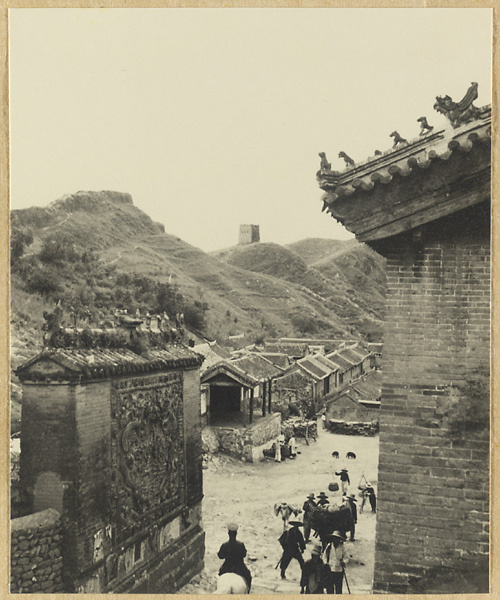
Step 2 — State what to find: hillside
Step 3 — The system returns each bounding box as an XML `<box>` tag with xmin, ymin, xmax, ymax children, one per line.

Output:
<box><xmin>213</xmin><ymin>239</ymin><xmax>386</xmax><ymax>342</ymax></box>
<box><xmin>11</xmin><ymin>191</ymin><xmax>387</xmax><ymax>365</ymax></box>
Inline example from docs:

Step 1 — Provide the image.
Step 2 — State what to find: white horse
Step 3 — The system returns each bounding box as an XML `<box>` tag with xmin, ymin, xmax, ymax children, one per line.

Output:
<box><xmin>213</xmin><ymin>573</ymin><xmax>249</xmax><ymax>594</ymax></box>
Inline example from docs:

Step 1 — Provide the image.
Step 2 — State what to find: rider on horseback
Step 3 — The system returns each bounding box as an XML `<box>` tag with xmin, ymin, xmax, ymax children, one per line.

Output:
<box><xmin>218</xmin><ymin>523</ymin><xmax>252</xmax><ymax>592</ymax></box>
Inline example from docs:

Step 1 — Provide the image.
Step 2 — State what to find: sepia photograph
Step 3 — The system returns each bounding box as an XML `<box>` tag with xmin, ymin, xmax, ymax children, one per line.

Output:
<box><xmin>7</xmin><ymin>6</ymin><xmax>493</xmax><ymax>595</ymax></box>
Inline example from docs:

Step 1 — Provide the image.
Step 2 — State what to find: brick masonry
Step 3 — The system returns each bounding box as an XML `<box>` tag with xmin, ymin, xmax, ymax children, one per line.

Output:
<box><xmin>11</xmin><ymin>509</ymin><xmax>64</xmax><ymax>593</ymax></box>
<box><xmin>17</xmin><ymin>363</ymin><xmax>205</xmax><ymax>593</ymax></box>
<box><xmin>372</xmin><ymin>217</ymin><xmax>490</xmax><ymax>593</ymax></box>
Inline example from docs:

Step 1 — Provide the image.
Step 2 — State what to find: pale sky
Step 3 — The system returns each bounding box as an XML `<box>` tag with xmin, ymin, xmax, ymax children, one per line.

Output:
<box><xmin>9</xmin><ymin>8</ymin><xmax>492</xmax><ymax>252</ymax></box>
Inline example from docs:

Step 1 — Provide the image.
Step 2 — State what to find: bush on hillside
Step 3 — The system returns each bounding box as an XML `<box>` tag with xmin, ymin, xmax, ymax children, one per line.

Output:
<box><xmin>291</xmin><ymin>313</ymin><xmax>318</xmax><ymax>334</ymax></box>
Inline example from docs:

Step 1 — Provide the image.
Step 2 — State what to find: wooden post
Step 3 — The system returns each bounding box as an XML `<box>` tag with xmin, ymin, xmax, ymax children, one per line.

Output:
<box><xmin>249</xmin><ymin>387</ymin><xmax>254</xmax><ymax>424</ymax></box>
<box><xmin>268</xmin><ymin>379</ymin><xmax>272</xmax><ymax>413</ymax></box>
<box><xmin>262</xmin><ymin>381</ymin><xmax>267</xmax><ymax>417</ymax></box>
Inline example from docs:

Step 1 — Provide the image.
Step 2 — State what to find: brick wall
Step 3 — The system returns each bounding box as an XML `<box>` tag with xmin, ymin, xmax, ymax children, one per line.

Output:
<box><xmin>184</xmin><ymin>368</ymin><xmax>204</xmax><ymax>504</ymax></box>
<box><xmin>373</xmin><ymin>222</ymin><xmax>490</xmax><ymax>593</ymax></box>
<box><xmin>11</xmin><ymin>509</ymin><xmax>64</xmax><ymax>593</ymax></box>
<box><xmin>18</xmin><ymin>365</ymin><xmax>205</xmax><ymax>593</ymax></box>
<box><xmin>19</xmin><ymin>384</ymin><xmax>77</xmax><ymax>512</ymax></box>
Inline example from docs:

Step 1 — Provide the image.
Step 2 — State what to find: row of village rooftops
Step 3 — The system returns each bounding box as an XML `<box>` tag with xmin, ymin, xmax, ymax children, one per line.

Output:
<box><xmin>196</xmin><ymin>338</ymin><xmax>381</xmax><ymax>429</ymax></box>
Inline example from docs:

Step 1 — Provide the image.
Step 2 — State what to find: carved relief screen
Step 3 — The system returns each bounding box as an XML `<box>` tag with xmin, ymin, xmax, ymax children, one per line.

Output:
<box><xmin>110</xmin><ymin>372</ymin><xmax>185</xmax><ymax>540</ymax></box>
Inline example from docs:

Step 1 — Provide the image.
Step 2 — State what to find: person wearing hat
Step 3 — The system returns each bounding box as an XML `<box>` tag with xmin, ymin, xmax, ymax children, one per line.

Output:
<box><xmin>302</xmin><ymin>493</ymin><xmax>317</xmax><ymax>543</ymax></box>
<box><xmin>317</xmin><ymin>492</ymin><xmax>330</xmax><ymax>507</ymax></box>
<box><xmin>365</xmin><ymin>483</ymin><xmax>376</xmax><ymax>513</ymax></box>
<box><xmin>323</xmin><ymin>531</ymin><xmax>347</xmax><ymax>594</ymax></box>
<box><xmin>300</xmin><ymin>543</ymin><xmax>325</xmax><ymax>594</ymax></box>
<box><xmin>344</xmin><ymin>493</ymin><xmax>357</xmax><ymax>541</ymax></box>
<box><xmin>335</xmin><ymin>468</ymin><xmax>350</xmax><ymax>494</ymax></box>
<box><xmin>218</xmin><ymin>523</ymin><xmax>252</xmax><ymax>592</ymax></box>
<box><xmin>278</xmin><ymin>520</ymin><xmax>306</xmax><ymax>579</ymax></box>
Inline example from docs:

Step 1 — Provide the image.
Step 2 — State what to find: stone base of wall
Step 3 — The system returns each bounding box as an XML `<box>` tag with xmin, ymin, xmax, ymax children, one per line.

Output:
<box><xmin>373</xmin><ymin>555</ymin><xmax>489</xmax><ymax>594</ymax></box>
<box><xmin>112</xmin><ymin>527</ymin><xmax>205</xmax><ymax>594</ymax></box>
<box><xmin>206</xmin><ymin>413</ymin><xmax>281</xmax><ymax>462</ymax></box>
<box><xmin>74</xmin><ymin>502</ymin><xmax>204</xmax><ymax>594</ymax></box>
<box><xmin>327</xmin><ymin>419</ymin><xmax>379</xmax><ymax>436</ymax></box>
<box><xmin>11</xmin><ymin>509</ymin><xmax>64</xmax><ymax>594</ymax></box>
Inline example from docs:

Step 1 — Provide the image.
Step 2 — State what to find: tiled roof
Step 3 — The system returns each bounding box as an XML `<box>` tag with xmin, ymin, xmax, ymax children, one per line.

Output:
<box><xmin>231</xmin><ymin>353</ymin><xmax>284</xmax><ymax>380</ymax></box>
<box><xmin>317</xmin><ymin>104</ymin><xmax>491</xmax><ymax>242</ymax></box>
<box><xmin>194</xmin><ymin>343</ymin><xmax>232</xmax><ymax>374</ymax></box>
<box><xmin>263</xmin><ymin>343</ymin><xmax>309</xmax><ymax>358</ymax></box>
<box><xmin>16</xmin><ymin>346</ymin><xmax>202</xmax><ymax>382</ymax></box>
<box><xmin>297</xmin><ymin>356</ymin><xmax>332</xmax><ymax>380</ymax></box>
<box><xmin>258</xmin><ymin>353</ymin><xmax>291</xmax><ymax>370</ymax></box>
<box><xmin>200</xmin><ymin>360</ymin><xmax>258</xmax><ymax>387</ymax></box>
<box><xmin>318</xmin><ymin>110</ymin><xmax>491</xmax><ymax>204</ymax></box>
<box><xmin>339</xmin><ymin>348</ymin><xmax>365</xmax><ymax>364</ymax></box>
<box><xmin>312</xmin><ymin>353</ymin><xmax>339</xmax><ymax>371</ymax></box>
<box><xmin>326</xmin><ymin>369</ymin><xmax>382</xmax><ymax>406</ymax></box>
<box><xmin>325</xmin><ymin>354</ymin><xmax>353</xmax><ymax>372</ymax></box>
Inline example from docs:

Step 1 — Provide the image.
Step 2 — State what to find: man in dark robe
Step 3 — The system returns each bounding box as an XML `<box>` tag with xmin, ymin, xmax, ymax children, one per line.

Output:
<box><xmin>218</xmin><ymin>523</ymin><xmax>252</xmax><ymax>591</ymax></box>
<box><xmin>278</xmin><ymin>520</ymin><xmax>306</xmax><ymax>579</ymax></box>
<box><xmin>302</xmin><ymin>493</ymin><xmax>317</xmax><ymax>543</ymax></box>
<box><xmin>300</xmin><ymin>543</ymin><xmax>325</xmax><ymax>593</ymax></box>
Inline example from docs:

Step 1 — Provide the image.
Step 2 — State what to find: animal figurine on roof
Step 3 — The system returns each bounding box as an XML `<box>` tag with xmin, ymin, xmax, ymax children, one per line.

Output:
<box><xmin>417</xmin><ymin>116</ymin><xmax>434</xmax><ymax>136</ymax></box>
<box><xmin>434</xmin><ymin>82</ymin><xmax>481</xmax><ymax>128</ymax></box>
<box><xmin>374</xmin><ymin>150</ymin><xmax>382</xmax><ymax>156</ymax></box>
<box><xmin>274</xmin><ymin>502</ymin><xmax>302</xmax><ymax>531</ymax></box>
<box><xmin>319</xmin><ymin>152</ymin><xmax>332</xmax><ymax>172</ymax></box>
<box><xmin>390</xmin><ymin>131</ymin><xmax>407</xmax><ymax>147</ymax></box>
<box><xmin>338</xmin><ymin>151</ymin><xmax>355</xmax><ymax>167</ymax></box>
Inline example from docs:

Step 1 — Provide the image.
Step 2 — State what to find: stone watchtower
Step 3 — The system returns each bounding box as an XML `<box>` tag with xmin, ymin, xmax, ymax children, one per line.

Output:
<box><xmin>15</xmin><ymin>312</ymin><xmax>205</xmax><ymax>593</ymax></box>
<box><xmin>317</xmin><ymin>84</ymin><xmax>491</xmax><ymax>593</ymax></box>
<box><xmin>239</xmin><ymin>224</ymin><xmax>260</xmax><ymax>245</ymax></box>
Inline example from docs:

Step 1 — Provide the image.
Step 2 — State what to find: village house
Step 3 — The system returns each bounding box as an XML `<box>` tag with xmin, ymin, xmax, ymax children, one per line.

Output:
<box><xmin>324</xmin><ymin>368</ymin><xmax>382</xmax><ymax>436</ymax></box>
<box><xmin>13</xmin><ymin>310</ymin><xmax>205</xmax><ymax>593</ymax></box>
<box><xmin>317</xmin><ymin>83</ymin><xmax>490</xmax><ymax>593</ymax></box>
<box><xmin>200</xmin><ymin>352</ymin><xmax>283</xmax><ymax>461</ymax></box>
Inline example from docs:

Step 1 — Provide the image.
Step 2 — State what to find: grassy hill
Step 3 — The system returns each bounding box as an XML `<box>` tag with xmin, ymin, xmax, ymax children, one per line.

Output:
<box><xmin>11</xmin><ymin>190</ymin><xmax>386</xmax><ymax>363</ymax></box>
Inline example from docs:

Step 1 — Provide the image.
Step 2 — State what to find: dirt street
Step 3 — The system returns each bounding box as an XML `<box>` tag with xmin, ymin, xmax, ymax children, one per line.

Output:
<box><xmin>180</xmin><ymin>426</ymin><xmax>379</xmax><ymax>594</ymax></box>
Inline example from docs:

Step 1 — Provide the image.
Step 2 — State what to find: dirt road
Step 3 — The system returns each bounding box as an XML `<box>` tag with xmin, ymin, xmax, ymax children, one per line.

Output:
<box><xmin>180</xmin><ymin>426</ymin><xmax>379</xmax><ymax>594</ymax></box>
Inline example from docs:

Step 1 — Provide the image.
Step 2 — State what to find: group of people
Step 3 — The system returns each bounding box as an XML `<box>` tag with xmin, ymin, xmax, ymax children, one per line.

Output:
<box><xmin>274</xmin><ymin>433</ymin><xmax>297</xmax><ymax>462</ymax></box>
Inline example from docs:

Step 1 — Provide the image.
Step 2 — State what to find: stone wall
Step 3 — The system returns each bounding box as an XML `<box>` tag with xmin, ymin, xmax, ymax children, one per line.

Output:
<box><xmin>11</xmin><ymin>509</ymin><xmax>64</xmax><ymax>593</ymax></box>
<box><xmin>325</xmin><ymin>396</ymin><xmax>379</xmax><ymax>424</ymax></box>
<box><xmin>207</xmin><ymin>413</ymin><xmax>281</xmax><ymax>462</ymax></box>
<box><xmin>373</xmin><ymin>226</ymin><xmax>490</xmax><ymax>593</ymax></box>
<box><xmin>243</xmin><ymin>413</ymin><xmax>281</xmax><ymax>462</ymax></box>
<box><xmin>326</xmin><ymin>419</ymin><xmax>378</xmax><ymax>436</ymax></box>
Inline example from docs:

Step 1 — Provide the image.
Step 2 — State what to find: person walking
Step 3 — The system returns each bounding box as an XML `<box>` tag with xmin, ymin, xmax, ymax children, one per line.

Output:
<box><xmin>300</xmin><ymin>543</ymin><xmax>325</xmax><ymax>594</ymax></box>
<box><xmin>345</xmin><ymin>493</ymin><xmax>357</xmax><ymax>541</ymax></box>
<box><xmin>278</xmin><ymin>520</ymin><xmax>306</xmax><ymax>579</ymax></box>
<box><xmin>217</xmin><ymin>523</ymin><xmax>252</xmax><ymax>592</ymax></box>
<box><xmin>302</xmin><ymin>493</ymin><xmax>317</xmax><ymax>543</ymax></box>
<box><xmin>323</xmin><ymin>531</ymin><xmax>347</xmax><ymax>594</ymax></box>
<box><xmin>335</xmin><ymin>468</ymin><xmax>350</xmax><ymax>494</ymax></box>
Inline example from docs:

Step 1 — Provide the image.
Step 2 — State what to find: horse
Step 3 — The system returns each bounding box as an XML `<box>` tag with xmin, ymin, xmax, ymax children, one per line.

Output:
<box><xmin>214</xmin><ymin>573</ymin><xmax>249</xmax><ymax>594</ymax></box>
<box><xmin>274</xmin><ymin>502</ymin><xmax>301</xmax><ymax>531</ymax></box>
